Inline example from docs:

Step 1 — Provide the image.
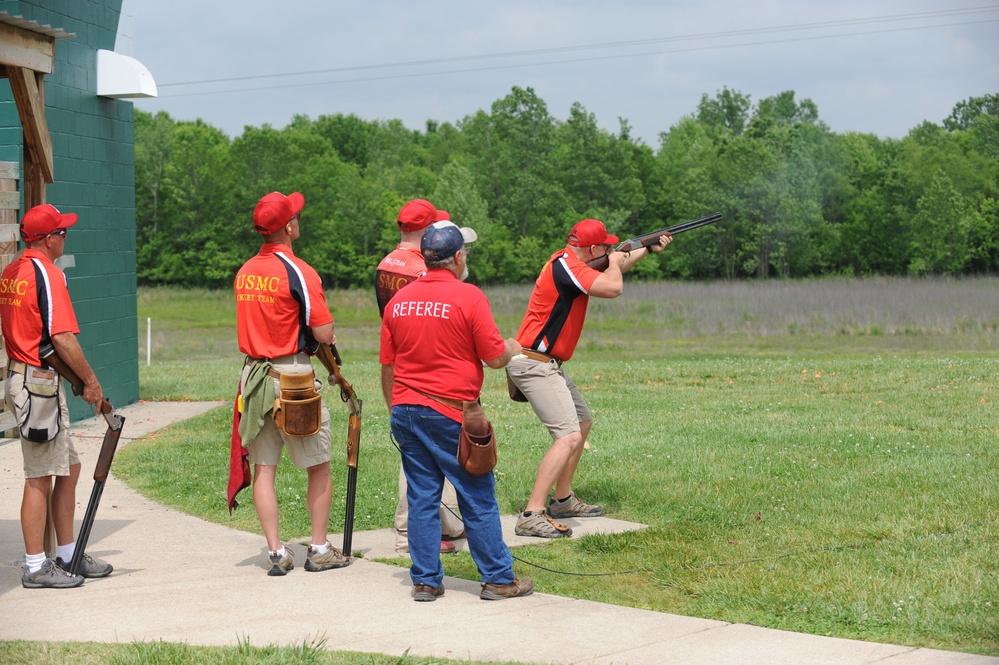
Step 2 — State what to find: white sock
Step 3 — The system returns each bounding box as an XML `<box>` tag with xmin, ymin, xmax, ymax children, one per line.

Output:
<box><xmin>311</xmin><ymin>541</ymin><xmax>330</xmax><ymax>554</ymax></box>
<box><xmin>57</xmin><ymin>542</ymin><xmax>76</xmax><ymax>562</ymax></box>
<box><xmin>270</xmin><ymin>546</ymin><xmax>286</xmax><ymax>558</ymax></box>
<box><xmin>25</xmin><ymin>552</ymin><xmax>46</xmax><ymax>574</ymax></box>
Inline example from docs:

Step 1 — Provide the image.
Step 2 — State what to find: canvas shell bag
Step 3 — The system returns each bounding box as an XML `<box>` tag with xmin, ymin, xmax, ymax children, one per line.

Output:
<box><xmin>10</xmin><ymin>367</ymin><xmax>63</xmax><ymax>443</ymax></box>
<box><xmin>459</xmin><ymin>400</ymin><xmax>497</xmax><ymax>476</ymax></box>
<box><xmin>272</xmin><ymin>371</ymin><xmax>322</xmax><ymax>437</ymax></box>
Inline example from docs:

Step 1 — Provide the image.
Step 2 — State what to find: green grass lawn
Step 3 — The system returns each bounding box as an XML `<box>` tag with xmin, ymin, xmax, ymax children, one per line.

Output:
<box><xmin>111</xmin><ymin>279</ymin><xmax>999</xmax><ymax>658</ymax></box>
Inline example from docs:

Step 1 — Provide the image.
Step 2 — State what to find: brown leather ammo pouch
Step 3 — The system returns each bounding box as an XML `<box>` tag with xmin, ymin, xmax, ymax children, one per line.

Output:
<box><xmin>272</xmin><ymin>371</ymin><xmax>322</xmax><ymax>437</ymax></box>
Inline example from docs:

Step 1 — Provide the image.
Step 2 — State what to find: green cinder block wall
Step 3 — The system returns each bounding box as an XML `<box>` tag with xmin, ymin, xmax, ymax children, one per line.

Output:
<box><xmin>1</xmin><ymin>0</ymin><xmax>139</xmax><ymax>420</ymax></box>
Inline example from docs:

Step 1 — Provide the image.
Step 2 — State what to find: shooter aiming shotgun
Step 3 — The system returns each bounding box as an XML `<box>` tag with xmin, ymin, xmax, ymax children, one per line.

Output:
<box><xmin>38</xmin><ymin>342</ymin><xmax>125</xmax><ymax>577</ymax></box>
<box><xmin>587</xmin><ymin>212</ymin><xmax>723</xmax><ymax>271</ymax></box>
<box><xmin>315</xmin><ymin>342</ymin><xmax>362</xmax><ymax>558</ymax></box>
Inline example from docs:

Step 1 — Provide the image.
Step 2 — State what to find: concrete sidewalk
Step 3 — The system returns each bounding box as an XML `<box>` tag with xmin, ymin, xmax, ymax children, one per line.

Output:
<box><xmin>0</xmin><ymin>401</ymin><xmax>993</xmax><ymax>665</ymax></box>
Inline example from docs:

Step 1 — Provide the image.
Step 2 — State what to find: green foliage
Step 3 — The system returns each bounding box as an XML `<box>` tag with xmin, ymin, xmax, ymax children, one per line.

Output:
<box><xmin>134</xmin><ymin>89</ymin><xmax>999</xmax><ymax>286</ymax></box>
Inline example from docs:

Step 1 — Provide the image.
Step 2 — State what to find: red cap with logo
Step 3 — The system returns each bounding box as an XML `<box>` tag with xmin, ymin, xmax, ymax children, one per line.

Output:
<box><xmin>567</xmin><ymin>219</ymin><xmax>619</xmax><ymax>247</ymax></box>
<box><xmin>253</xmin><ymin>191</ymin><xmax>305</xmax><ymax>235</ymax></box>
<box><xmin>397</xmin><ymin>199</ymin><xmax>438</xmax><ymax>232</ymax></box>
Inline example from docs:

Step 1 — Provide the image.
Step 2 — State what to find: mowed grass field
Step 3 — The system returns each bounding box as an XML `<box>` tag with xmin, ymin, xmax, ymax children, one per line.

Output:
<box><xmin>116</xmin><ymin>277</ymin><xmax>998</xmax><ymax>656</ymax></box>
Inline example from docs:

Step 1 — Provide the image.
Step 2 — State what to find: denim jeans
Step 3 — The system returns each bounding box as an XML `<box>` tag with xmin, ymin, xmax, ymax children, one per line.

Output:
<box><xmin>391</xmin><ymin>404</ymin><xmax>514</xmax><ymax>587</ymax></box>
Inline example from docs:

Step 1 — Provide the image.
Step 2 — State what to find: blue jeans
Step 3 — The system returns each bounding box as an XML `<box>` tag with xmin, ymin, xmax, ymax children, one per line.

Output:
<box><xmin>391</xmin><ymin>404</ymin><xmax>514</xmax><ymax>587</ymax></box>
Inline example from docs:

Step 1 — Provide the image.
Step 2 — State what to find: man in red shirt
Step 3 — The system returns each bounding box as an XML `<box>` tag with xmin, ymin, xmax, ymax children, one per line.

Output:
<box><xmin>376</xmin><ymin>199</ymin><xmax>465</xmax><ymax>555</ymax></box>
<box><xmin>0</xmin><ymin>204</ymin><xmax>112</xmax><ymax>588</ymax></box>
<box><xmin>508</xmin><ymin>219</ymin><xmax>671</xmax><ymax>538</ymax></box>
<box><xmin>380</xmin><ymin>220</ymin><xmax>533</xmax><ymax>602</ymax></box>
<box><xmin>234</xmin><ymin>191</ymin><xmax>349</xmax><ymax>575</ymax></box>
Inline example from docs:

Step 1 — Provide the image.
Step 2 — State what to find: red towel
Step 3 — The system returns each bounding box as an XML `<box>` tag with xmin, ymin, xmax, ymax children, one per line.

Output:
<box><xmin>227</xmin><ymin>382</ymin><xmax>251</xmax><ymax>513</ymax></box>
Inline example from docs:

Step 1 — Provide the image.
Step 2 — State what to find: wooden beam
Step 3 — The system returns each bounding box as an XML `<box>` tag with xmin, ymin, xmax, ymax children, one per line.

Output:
<box><xmin>7</xmin><ymin>66</ymin><xmax>53</xmax><ymax>187</ymax></box>
<box><xmin>24</xmin><ymin>158</ymin><xmax>45</xmax><ymax>209</ymax></box>
<box><xmin>0</xmin><ymin>21</ymin><xmax>56</xmax><ymax>73</ymax></box>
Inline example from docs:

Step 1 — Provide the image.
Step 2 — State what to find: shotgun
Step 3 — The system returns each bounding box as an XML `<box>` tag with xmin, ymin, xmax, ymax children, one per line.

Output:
<box><xmin>38</xmin><ymin>343</ymin><xmax>125</xmax><ymax>576</ymax></box>
<box><xmin>315</xmin><ymin>342</ymin><xmax>362</xmax><ymax>558</ymax></box>
<box><xmin>587</xmin><ymin>212</ymin><xmax>723</xmax><ymax>271</ymax></box>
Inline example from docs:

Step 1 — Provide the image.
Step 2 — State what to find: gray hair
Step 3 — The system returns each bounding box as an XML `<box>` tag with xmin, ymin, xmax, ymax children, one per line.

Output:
<box><xmin>425</xmin><ymin>247</ymin><xmax>466</xmax><ymax>271</ymax></box>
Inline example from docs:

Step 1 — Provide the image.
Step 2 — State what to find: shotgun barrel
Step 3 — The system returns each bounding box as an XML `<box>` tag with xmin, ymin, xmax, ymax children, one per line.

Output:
<box><xmin>617</xmin><ymin>212</ymin><xmax>723</xmax><ymax>252</ymax></box>
<box><xmin>587</xmin><ymin>212</ymin><xmax>723</xmax><ymax>271</ymax></box>
<box><xmin>315</xmin><ymin>343</ymin><xmax>362</xmax><ymax>558</ymax></box>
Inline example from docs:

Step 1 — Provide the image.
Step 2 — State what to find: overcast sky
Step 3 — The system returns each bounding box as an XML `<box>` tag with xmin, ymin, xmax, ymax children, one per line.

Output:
<box><xmin>123</xmin><ymin>1</ymin><xmax>998</xmax><ymax>145</ymax></box>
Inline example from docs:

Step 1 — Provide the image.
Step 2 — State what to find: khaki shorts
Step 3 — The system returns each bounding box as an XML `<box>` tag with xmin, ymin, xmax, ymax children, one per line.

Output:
<box><xmin>506</xmin><ymin>357</ymin><xmax>592</xmax><ymax>440</ymax></box>
<box><xmin>5</xmin><ymin>368</ymin><xmax>79</xmax><ymax>478</ymax></box>
<box><xmin>241</xmin><ymin>357</ymin><xmax>332</xmax><ymax>469</ymax></box>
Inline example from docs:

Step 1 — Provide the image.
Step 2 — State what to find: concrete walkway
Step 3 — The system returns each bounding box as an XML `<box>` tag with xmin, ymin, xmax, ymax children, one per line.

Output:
<box><xmin>0</xmin><ymin>401</ymin><xmax>994</xmax><ymax>665</ymax></box>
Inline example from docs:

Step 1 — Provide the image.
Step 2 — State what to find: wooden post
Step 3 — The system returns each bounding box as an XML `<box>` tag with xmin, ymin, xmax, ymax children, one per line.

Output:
<box><xmin>0</xmin><ymin>161</ymin><xmax>20</xmax><ymax>435</ymax></box>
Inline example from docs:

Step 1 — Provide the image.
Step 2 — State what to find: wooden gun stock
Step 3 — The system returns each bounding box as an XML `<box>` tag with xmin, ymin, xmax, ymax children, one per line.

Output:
<box><xmin>587</xmin><ymin>212</ymin><xmax>723</xmax><ymax>271</ymax></box>
<box><xmin>93</xmin><ymin>401</ymin><xmax>122</xmax><ymax>483</ymax></box>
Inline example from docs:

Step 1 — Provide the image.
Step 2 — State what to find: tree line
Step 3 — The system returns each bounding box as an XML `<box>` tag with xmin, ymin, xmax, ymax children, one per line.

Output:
<box><xmin>134</xmin><ymin>88</ymin><xmax>998</xmax><ymax>287</ymax></box>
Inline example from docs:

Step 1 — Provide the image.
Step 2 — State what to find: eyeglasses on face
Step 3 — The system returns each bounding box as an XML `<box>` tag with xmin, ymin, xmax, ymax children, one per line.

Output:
<box><xmin>48</xmin><ymin>229</ymin><xmax>67</xmax><ymax>238</ymax></box>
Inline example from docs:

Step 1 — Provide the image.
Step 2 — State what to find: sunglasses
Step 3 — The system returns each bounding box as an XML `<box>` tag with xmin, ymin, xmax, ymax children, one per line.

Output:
<box><xmin>47</xmin><ymin>229</ymin><xmax>67</xmax><ymax>238</ymax></box>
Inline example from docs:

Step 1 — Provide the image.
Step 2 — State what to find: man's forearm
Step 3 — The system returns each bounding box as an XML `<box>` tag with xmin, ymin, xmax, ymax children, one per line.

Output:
<box><xmin>618</xmin><ymin>247</ymin><xmax>651</xmax><ymax>274</ymax></box>
<box><xmin>50</xmin><ymin>332</ymin><xmax>98</xmax><ymax>387</ymax></box>
<box><xmin>485</xmin><ymin>338</ymin><xmax>523</xmax><ymax>369</ymax></box>
<box><xmin>380</xmin><ymin>364</ymin><xmax>395</xmax><ymax>409</ymax></box>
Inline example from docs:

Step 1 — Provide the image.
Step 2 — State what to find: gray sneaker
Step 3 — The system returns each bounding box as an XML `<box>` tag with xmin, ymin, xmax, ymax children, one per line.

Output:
<box><xmin>304</xmin><ymin>541</ymin><xmax>350</xmax><ymax>571</ymax></box>
<box><xmin>515</xmin><ymin>511</ymin><xmax>572</xmax><ymax>538</ymax></box>
<box><xmin>22</xmin><ymin>559</ymin><xmax>84</xmax><ymax>589</ymax></box>
<box><xmin>55</xmin><ymin>553</ymin><xmax>113</xmax><ymax>579</ymax></box>
<box><xmin>547</xmin><ymin>492</ymin><xmax>603</xmax><ymax>518</ymax></box>
<box><xmin>267</xmin><ymin>547</ymin><xmax>294</xmax><ymax>576</ymax></box>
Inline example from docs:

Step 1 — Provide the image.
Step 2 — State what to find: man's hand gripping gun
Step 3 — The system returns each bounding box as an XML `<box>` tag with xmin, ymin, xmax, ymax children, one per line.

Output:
<box><xmin>39</xmin><ymin>344</ymin><xmax>125</xmax><ymax>576</ymax></box>
<box><xmin>587</xmin><ymin>212</ymin><xmax>723</xmax><ymax>271</ymax></box>
<box><xmin>315</xmin><ymin>343</ymin><xmax>362</xmax><ymax>558</ymax></box>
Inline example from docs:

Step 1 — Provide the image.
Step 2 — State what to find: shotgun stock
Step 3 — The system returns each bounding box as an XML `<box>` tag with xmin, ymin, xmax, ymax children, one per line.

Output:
<box><xmin>587</xmin><ymin>212</ymin><xmax>723</xmax><ymax>271</ymax></box>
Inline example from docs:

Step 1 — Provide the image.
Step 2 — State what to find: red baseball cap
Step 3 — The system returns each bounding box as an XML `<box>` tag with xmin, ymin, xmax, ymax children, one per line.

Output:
<box><xmin>253</xmin><ymin>191</ymin><xmax>304</xmax><ymax>235</ymax></box>
<box><xmin>435</xmin><ymin>209</ymin><xmax>450</xmax><ymax>222</ymax></box>
<box><xmin>567</xmin><ymin>219</ymin><xmax>619</xmax><ymax>247</ymax></box>
<box><xmin>397</xmin><ymin>199</ymin><xmax>437</xmax><ymax>232</ymax></box>
<box><xmin>20</xmin><ymin>204</ymin><xmax>78</xmax><ymax>242</ymax></box>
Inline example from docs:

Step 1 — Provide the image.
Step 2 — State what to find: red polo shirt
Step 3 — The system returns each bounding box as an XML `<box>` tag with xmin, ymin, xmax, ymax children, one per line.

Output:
<box><xmin>375</xmin><ymin>246</ymin><xmax>426</xmax><ymax>317</ymax></box>
<box><xmin>0</xmin><ymin>249</ymin><xmax>80</xmax><ymax>366</ymax></box>
<box><xmin>514</xmin><ymin>247</ymin><xmax>601</xmax><ymax>362</ymax></box>
<box><xmin>235</xmin><ymin>243</ymin><xmax>333</xmax><ymax>359</ymax></box>
<box><xmin>380</xmin><ymin>269</ymin><xmax>506</xmax><ymax>421</ymax></box>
